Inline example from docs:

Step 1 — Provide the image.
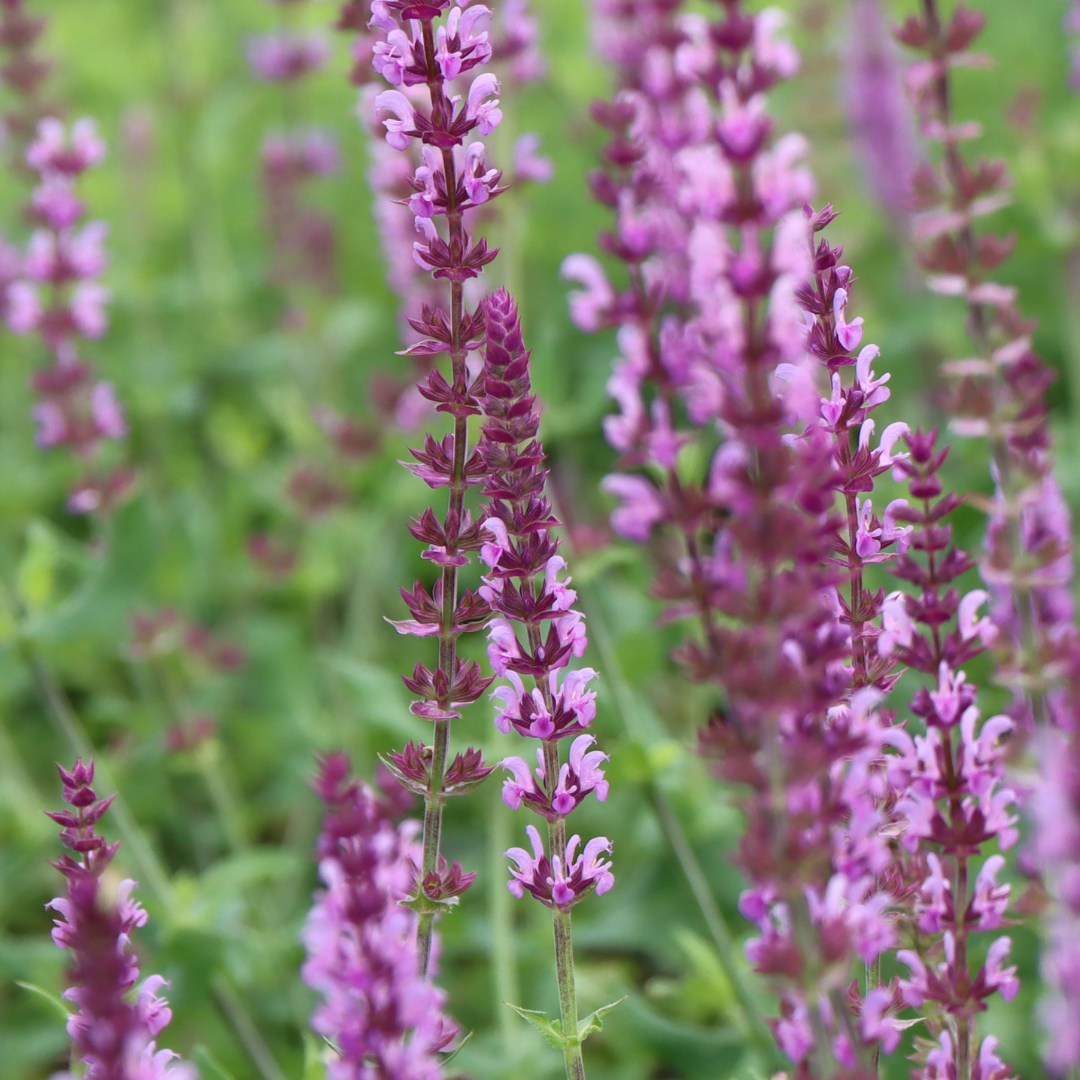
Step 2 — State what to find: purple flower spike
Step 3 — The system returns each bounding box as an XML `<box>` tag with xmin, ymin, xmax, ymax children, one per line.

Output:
<box><xmin>6</xmin><ymin>117</ymin><xmax>130</xmax><ymax>515</ymax></box>
<box><xmin>302</xmin><ymin>756</ymin><xmax>459</xmax><ymax>1079</ymax></box>
<box><xmin>45</xmin><ymin>760</ymin><xmax>194</xmax><ymax>1080</ymax></box>
<box><xmin>569</xmin><ymin>0</ymin><xmax>910</xmax><ymax>1070</ymax></box>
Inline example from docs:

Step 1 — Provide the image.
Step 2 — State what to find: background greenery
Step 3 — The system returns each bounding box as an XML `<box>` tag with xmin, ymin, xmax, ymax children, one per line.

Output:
<box><xmin>0</xmin><ymin>0</ymin><xmax>1077</xmax><ymax>1077</ymax></box>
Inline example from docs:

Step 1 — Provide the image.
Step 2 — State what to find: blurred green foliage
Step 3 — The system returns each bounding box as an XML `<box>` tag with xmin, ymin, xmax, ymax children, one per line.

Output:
<box><xmin>0</xmin><ymin>0</ymin><xmax>1076</xmax><ymax>1078</ymax></box>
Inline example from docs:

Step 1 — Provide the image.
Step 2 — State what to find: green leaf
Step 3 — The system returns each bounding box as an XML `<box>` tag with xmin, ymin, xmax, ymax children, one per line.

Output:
<box><xmin>15</xmin><ymin>981</ymin><xmax>72</xmax><ymax>1022</ymax></box>
<box><xmin>400</xmin><ymin>892</ymin><xmax>460</xmax><ymax>916</ymax></box>
<box><xmin>192</xmin><ymin>1045</ymin><xmax>240</xmax><ymax>1080</ymax></box>
<box><xmin>576</xmin><ymin>995</ymin><xmax>628</xmax><ymax>1041</ymax></box>
<box><xmin>505</xmin><ymin>1003</ymin><xmax>568</xmax><ymax>1048</ymax></box>
<box><xmin>17</xmin><ymin>520</ymin><xmax>61</xmax><ymax>615</ymax></box>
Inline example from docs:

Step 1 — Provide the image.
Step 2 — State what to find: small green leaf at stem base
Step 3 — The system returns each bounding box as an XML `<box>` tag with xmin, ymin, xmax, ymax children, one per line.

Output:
<box><xmin>506</xmin><ymin>1003</ymin><xmax>568</xmax><ymax>1048</ymax></box>
<box><xmin>506</xmin><ymin>996</ymin><xmax>627</xmax><ymax>1050</ymax></box>
<box><xmin>576</xmin><ymin>995</ymin><xmax>628</xmax><ymax>1041</ymax></box>
<box><xmin>400</xmin><ymin>892</ymin><xmax>460</xmax><ymax>916</ymax></box>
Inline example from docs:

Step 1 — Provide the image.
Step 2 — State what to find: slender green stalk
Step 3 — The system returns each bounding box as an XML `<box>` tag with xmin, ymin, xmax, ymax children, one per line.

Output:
<box><xmin>212</xmin><ymin>975</ymin><xmax>290</xmax><ymax>1080</ymax></box>
<box><xmin>489</xmin><ymin>732</ymin><xmax>521</xmax><ymax>1056</ymax></box>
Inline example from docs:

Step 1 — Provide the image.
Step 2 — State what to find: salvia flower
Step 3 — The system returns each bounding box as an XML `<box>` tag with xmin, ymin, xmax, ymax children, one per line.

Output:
<box><xmin>841</xmin><ymin>0</ymin><xmax>918</xmax><ymax>219</ymax></box>
<box><xmin>46</xmin><ymin>760</ymin><xmax>193</xmax><ymax>1080</ymax></box>
<box><xmin>896</xmin><ymin>6</ymin><xmax>1080</xmax><ymax>1067</ymax></box>
<box><xmin>338</xmin><ymin>0</ymin><xmax>548</xmax><ymax>424</ymax></box>
<box><xmin>260</xmin><ymin>128</ymin><xmax>340</xmax><ymax>294</ymax></box>
<box><xmin>573</xmin><ymin>1</ymin><xmax>901</xmax><ymax>1071</ymax></box>
<box><xmin>6</xmin><ymin>117</ymin><xmax>131</xmax><ymax>514</ymax></box>
<box><xmin>478</xmin><ymin>288</ymin><xmax>610</xmax><ymax>1079</ymax></box>
<box><xmin>301</xmin><ymin>755</ymin><xmax>458</xmax><ymax>1080</ymax></box>
<box><xmin>246</xmin><ymin>30</ymin><xmax>331</xmax><ymax>81</ymax></box>
<box><xmin>359</xmin><ymin>0</ymin><xmax>516</xmax><ymax>977</ymax></box>
<box><xmin>0</xmin><ymin>0</ymin><xmax>55</xmax><ymax>164</ymax></box>
<box><xmin>881</xmin><ymin>428</ymin><xmax>1020</xmax><ymax>1080</ymax></box>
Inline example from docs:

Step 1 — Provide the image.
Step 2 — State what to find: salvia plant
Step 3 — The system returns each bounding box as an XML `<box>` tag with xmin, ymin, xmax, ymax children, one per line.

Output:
<box><xmin>3</xmin><ymin>1</ymin><xmax>1080</xmax><ymax>1080</ymax></box>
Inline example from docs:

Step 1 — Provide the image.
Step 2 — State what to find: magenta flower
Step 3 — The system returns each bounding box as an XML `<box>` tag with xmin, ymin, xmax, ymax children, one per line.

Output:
<box><xmin>571</xmin><ymin>5</ymin><xmax>905</xmax><ymax>1067</ymax></box>
<box><xmin>506</xmin><ymin>825</ymin><xmax>614</xmax><ymax>907</ymax></box>
<box><xmin>45</xmin><ymin>760</ymin><xmax>193</xmax><ymax>1080</ymax></box>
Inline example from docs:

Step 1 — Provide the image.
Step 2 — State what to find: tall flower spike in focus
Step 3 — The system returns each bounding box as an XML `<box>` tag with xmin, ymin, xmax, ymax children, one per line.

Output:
<box><xmin>896</xmin><ymin>4</ymin><xmax>1080</xmax><ymax>1068</ymax></box>
<box><xmin>364</xmin><ymin>0</ymin><xmax>507</xmax><ymax>974</ymax></box>
<box><xmin>301</xmin><ymin>754</ymin><xmax>460</xmax><ymax>1078</ymax></box>
<box><xmin>480</xmin><ymin>288</ymin><xmax>611</xmax><ymax>1080</ymax></box>
<box><xmin>569</xmin><ymin>1</ymin><xmax>904</xmax><ymax>1071</ymax></box>
<box><xmin>337</xmin><ymin>0</ymin><xmax>549</xmax><ymax>429</ymax></box>
<box><xmin>46</xmin><ymin>760</ymin><xmax>194</xmax><ymax>1080</ymax></box>
<box><xmin>6</xmin><ymin>117</ymin><xmax>132</xmax><ymax>515</ymax></box>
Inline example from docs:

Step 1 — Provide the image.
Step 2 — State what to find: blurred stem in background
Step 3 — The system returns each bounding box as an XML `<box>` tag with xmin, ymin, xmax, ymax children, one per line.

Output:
<box><xmin>579</xmin><ymin>579</ymin><xmax>784</xmax><ymax>1072</ymax></box>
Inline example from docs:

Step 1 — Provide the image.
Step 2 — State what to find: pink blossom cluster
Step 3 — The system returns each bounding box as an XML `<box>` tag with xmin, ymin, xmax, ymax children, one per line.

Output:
<box><xmin>841</xmin><ymin>0</ymin><xmax>918</xmax><ymax>219</ymax></box>
<box><xmin>5</xmin><ymin>117</ymin><xmax>132</xmax><ymax>514</ymax></box>
<box><xmin>260</xmin><ymin>127</ymin><xmax>341</xmax><ymax>294</ymax></box>
<box><xmin>1067</xmin><ymin>0</ymin><xmax>1080</xmax><ymax>90</ymax></box>
<box><xmin>868</xmin><ymin>429</ymin><xmax>1019</xmax><ymax>1078</ymax></box>
<box><xmin>246</xmin><ymin>29</ymin><xmax>331</xmax><ymax>83</ymax></box>
<box><xmin>301</xmin><ymin>755</ymin><xmax>459</xmax><ymax>1080</ymax></box>
<box><xmin>360</xmin><ymin>0</ymin><xmax>511</xmax><ymax>971</ymax></box>
<box><xmin>46</xmin><ymin>760</ymin><xmax>194</xmax><ymax>1080</ymax></box>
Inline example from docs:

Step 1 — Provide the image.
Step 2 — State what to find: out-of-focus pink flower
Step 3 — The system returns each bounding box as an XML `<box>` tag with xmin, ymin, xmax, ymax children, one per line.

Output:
<box><xmin>246</xmin><ymin>31</ymin><xmax>330</xmax><ymax>81</ymax></box>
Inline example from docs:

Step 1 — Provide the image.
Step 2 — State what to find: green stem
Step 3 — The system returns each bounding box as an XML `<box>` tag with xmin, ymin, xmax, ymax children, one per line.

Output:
<box><xmin>543</xmin><ymin>769</ymin><xmax>586</xmax><ymax>1080</ymax></box>
<box><xmin>489</xmin><ymin>731</ymin><xmax>521</xmax><ymax>1056</ymax></box>
<box><xmin>553</xmin><ymin>905</ymin><xmax>586</xmax><ymax>1080</ymax></box>
<box><xmin>212</xmin><ymin>975</ymin><xmax>289</xmax><ymax>1080</ymax></box>
<box><xmin>417</xmin><ymin>714</ymin><xmax>450</xmax><ymax>970</ymax></box>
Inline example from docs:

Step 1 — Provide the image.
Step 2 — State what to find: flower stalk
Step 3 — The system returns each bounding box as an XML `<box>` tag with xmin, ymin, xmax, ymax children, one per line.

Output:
<box><xmin>366</xmin><ymin>0</ymin><xmax>507</xmax><ymax>975</ymax></box>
